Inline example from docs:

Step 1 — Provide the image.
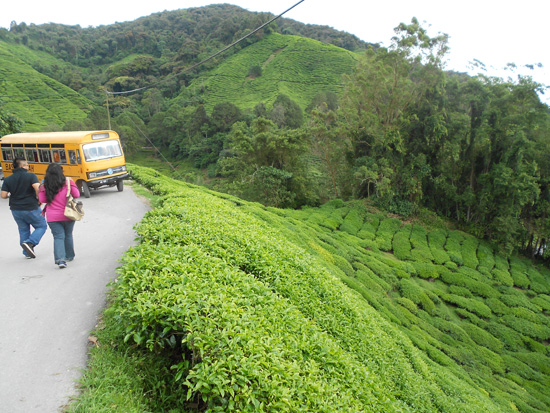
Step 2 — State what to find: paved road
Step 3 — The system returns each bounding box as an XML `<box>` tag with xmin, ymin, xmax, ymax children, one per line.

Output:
<box><xmin>0</xmin><ymin>183</ymin><xmax>149</xmax><ymax>412</ymax></box>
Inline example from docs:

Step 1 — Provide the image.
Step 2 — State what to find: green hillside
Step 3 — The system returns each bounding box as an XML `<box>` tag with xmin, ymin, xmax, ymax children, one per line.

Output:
<box><xmin>71</xmin><ymin>165</ymin><xmax>550</xmax><ymax>412</ymax></box>
<box><xmin>0</xmin><ymin>41</ymin><xmax>93</xmax><ymax>131</ymax></box>
<box><xmin>180</xmin><ymin>33</ymin><xmax>359</xmax><ymax>112</ymax></box>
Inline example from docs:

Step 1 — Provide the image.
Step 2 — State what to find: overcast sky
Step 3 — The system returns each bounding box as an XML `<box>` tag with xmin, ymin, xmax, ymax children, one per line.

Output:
<box><xmin>2</xmin><ymin>0</ymin><xmax>548</xmax><ymax>101</ymax></box>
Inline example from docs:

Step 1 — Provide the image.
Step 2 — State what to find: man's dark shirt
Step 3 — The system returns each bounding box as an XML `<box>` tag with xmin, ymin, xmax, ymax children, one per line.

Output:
<box><xmin>1</xmin><ymin>168</ymin><xmax>40</xmax><ymax>211</ymax></box>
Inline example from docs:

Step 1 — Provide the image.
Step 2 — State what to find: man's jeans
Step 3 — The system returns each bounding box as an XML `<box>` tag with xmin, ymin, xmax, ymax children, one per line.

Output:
<box><xmin>11</xmin><ymin>207</ymin><xmax>47</xmax><ymax>256</ymax></box>
<box><xmin>48</xmin><ymin>220</ymin><xmax>76</xmax><ymax>264</ymax></box>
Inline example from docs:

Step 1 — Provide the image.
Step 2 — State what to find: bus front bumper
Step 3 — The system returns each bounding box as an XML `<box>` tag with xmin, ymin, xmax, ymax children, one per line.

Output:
<box><xmin>87</xmin><ymin>173</ymin><xmax>129</xmax><ymax>188</ymax></box>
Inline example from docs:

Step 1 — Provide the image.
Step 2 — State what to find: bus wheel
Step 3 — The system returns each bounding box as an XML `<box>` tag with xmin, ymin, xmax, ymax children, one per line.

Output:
<box><xmin>79</xmin><ymin>180</ymin><xmax>91</xmax><ymax>198</ymax></box>
<box><xmin>117</xmin><ymin>180</ymin><xmax>124</xmax><ymax>192</ymax></box>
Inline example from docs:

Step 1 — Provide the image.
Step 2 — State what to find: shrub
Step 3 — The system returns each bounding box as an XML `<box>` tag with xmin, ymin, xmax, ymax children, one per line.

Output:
<box><xmin>486</xmin><ymin>323</ymin><xmax>525</xmax><ymax>351</ymax></box>
<box><xmin>501</xmin><ymin>316</ymin><xmax>550</xmax><ymax>340</ymax></box>
<box><xmin>527</xmin><ymin>267</ymin><xmax>550</xmax><ymax>294</ymax></box>
<box><xmin>440</xmin><ymin>294</ymin><xmax>492</xmax><ymax>318</ymax></box>
<box><xmin>491</xmin><ymin>268</ymin><xmax>514</xmax><ymax>287</ymax></box>
<box><xmin>399</xmin><ymin>279</ymin><xmax>436</xmax><ymax>314</ymax></box>
<box><xmin>502</xmin><ymin>355</ymin><xmax>544</xmax><ymax>382</ymax></box>
<box><xmin>513</xmin><ymin>352</ymin><xmax>550</xmax><ymax>375</ymax></box>
<box><xmin>449</xmin><ymin>285</ymin><xmax>473</xmax><ymax>298</ymax></box>
<box><xmin>409</xmin><ymin>225</ymin><xmax>434</xmax><ymax>263</ymax></box>
<box><xmin>397</xmin><ymin>297</ymin><xmax>418</xmax><ymax>314</ymax></box>
<box><xmin>461</xmin><ymin>323</ymin><xmax>503</xmax><ymax>353</ymax></box>
<box><xmin>485</xmin><ymin>298</ymin><xmax>511</xmax><ymax>316</ymax></box>
<box><xmin>413</xmin><ymin>262</ymin><xmax>440</xmax><ymax>280</ymax></box>
<box><xmin>356</xmin><ymin>213</ymin><xmax>381</xmax><ymax>240</ymax></box>
<box><xmin>441</xmin><ymin>270</ymin><xmax>497</xmax><ymax>299</ymax></box>
<box><xmin>531</xmin><ymin>295</ymin><xmax>550</xmax><ymax>312</ymax></box>
<box><xmin>444</xmin><ymin>231</ymin><xmax>464</xmax><ymax>266</ymax></box>
<box><xmin>476</xmin><ymin>241</ymin><xmax>495</xmax><ymax>271</ymax></box>
<box><xmin>461</xmin><ymin>236</ymin><xmax>479</xmax><ymax>269</ymax></box>
<box><xmin>509</xmin><ymin>257</ymin><xmax>530</xmax><ymax>289</ymax></box>
<box><xmin>427</xmin><ymin>229</ymin><xmax>450</xmax><ymax>265</ymax></box>
<box><xmin>431</xmin><ymin>318</ymin><xmax>473</xmax><ymax>344</ymax></box>
<box><xmin>355</xmin><ymin>270</ymin><xmax>388</xmax><ymax>294</ymax></box>
<box><xmin>375</xmin><ymin>218</ymin><xmax>402</xmax><ymax>251</ymax></box>
<box><xmin>392</xmin><ymin>225</ymin><xmax>412</xmax><ymax>261</ymax></box>
<box><xmin>493</xmin><ymin>254</ymin><xmax>510</xmax><ymax>272</ymax></box>
<box><xmin>320</xmin><ymin>209</ymin><xmax>345</xmax><ymax>231</ymax></box>
<box><xmin>500</xmin><ymin>294</ymin><xmax>542</xmax><ymax>313</ymax></box>
<box><xmin>340</xmin><ymin>207</ymin><xmax>364</xmax><ymax>236</ymax></box>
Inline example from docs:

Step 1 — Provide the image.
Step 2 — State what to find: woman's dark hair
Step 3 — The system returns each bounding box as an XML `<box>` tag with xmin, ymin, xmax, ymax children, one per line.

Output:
<box><xmin>43</xmin><ymin>163</ymin><xmax>66</xmax><ymax>203</ymax></box>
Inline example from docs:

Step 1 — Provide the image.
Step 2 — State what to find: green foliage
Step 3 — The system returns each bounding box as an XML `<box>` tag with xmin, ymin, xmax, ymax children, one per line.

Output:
<box><xmin>392</xmin><ymin>224</ymin><xmax>412</xmax><ymax>260</ymax></box>
<box><xmin>357</xmin><ymin>213</ymin><xmax>381</xmax><ymax>240</ymax></box>
<box><xmin>440</xmin><ymin>294</ymin><xmax>492</xmax><ymax>318</ymax></box>
<box><xmin>444</xmin><ymin>231</ymin><xmax>464</xmax><ymax>266</ymax></box>
<box><xmin>339</xmin><ymin>205</ymin><xmax>365</xmax><ymax>236</ymax></box>
<box><xmin>375</xmin><ymin>217</ymin><xmax>402</xmax><ymax>251</ymax></box>
<box><xmin>186</xmin><ymin>33</ymin><xmax>358</xmax><ymax>113</ymax></box>
<box><xmin>410</xmin><ymin>225</ymin><xmax>434</xmax><ymax>263</ymax></box>
<box><xmin>0</xmin><ymin>41</ymin><xmax>93</xmax><ymax>130</ymax></box>
<box><xmin>461</xmin><ymin>237</ymin><xmax>479</xmax><ymax>269</ymax></box>
<box><xmin>114</xmin><ymin>165</ymin><xmax>521</xmax><ymax>412</ymax></box>
<box><xmin>441</xmin><ymin>269</ymin><xmax>497</xmax><ymax>299</ymax></box>
<box><xmin>427</xmin><ymin>228</ymin><xmax>451</xmax><ymax>265</ymax></box>
<box><xmin>399</xmin><ymin>279</ymin><xmax>436</xmax><ymax>314</ymax></box>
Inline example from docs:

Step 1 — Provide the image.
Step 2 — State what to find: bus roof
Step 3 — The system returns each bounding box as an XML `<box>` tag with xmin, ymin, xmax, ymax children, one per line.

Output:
<box><xmin>0</xmin><ymin>130</ymin><xmax>119</xmax><ymax>145</ymax></box>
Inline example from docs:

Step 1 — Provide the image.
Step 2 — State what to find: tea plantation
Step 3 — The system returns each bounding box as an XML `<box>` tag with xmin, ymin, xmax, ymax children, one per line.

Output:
<box><xmin>76</xmin><ymin>165</ymin><xmax>550</xmax><ymax>412</ymax></box>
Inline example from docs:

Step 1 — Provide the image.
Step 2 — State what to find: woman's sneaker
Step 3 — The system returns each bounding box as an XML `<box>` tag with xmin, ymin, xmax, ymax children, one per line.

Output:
<box><xmin>58</xmin><ymin>261</ymin><xmax>67</xmax><ymax>269</ymax></box>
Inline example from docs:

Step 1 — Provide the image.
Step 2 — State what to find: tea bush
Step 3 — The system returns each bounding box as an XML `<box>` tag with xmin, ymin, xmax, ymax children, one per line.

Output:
<box><xmin>441</xmin><ymin>270</ymin><xmax>497</xmax><ymax>299</ymax></box>
<box><xmin>477</xmin><ymin>241</ymin><xmax>495</xmax><ymax>271</ymax></box>
<box><xmin>527</xmin><ymin>267</ymin><xmax>550</xmax><ymax>294</ymax></box>
<box><xmin>491</xmin><ymin>268</ymin><xmax>514</xmax><ymax>287</ymax></box>
<box><xmin>444</xmin><ymin>231</ymin><xmax>464</xmax><ymax>266</ymax></box>
<box><xmin>427</xmin><ymin>229</ymin><xmax>450</xmax><ymax>265</ymax></box>
<box><xmin>86</xmin><ymin>164</ymin><xmax>550</xmax><ymax>412</ymax></box>
<box><xmin>392</xmin><ymin>225</ymin><xmax>412</xmax><ymax>261</ymax></box>
<box><xmin>461</xmin><ymin>323</ymin><xmax>503</xmax><ymax>353</ymax></box>
<box><xmin>375</xmin><ymin>217</ymin><xmax>401</xmax><ymax>251</ymax></box>
<box><xmin>461</xmin><ymin>237</ymin><xmax>479</xmax><ymax>269</ymax></box>
<box><xmin>357</xmin><ymin>213</ymin><xmax>381</xmax><ymax>240</ymax></box>
<box><xmin>126</xmin><ymin>166</ymin><xmax>511</xmax><ymax>411</ymax></box>
<box><xmin>339</xmin><ymin>206</ymin><xmax>365</xmax><ymax>236</ymax></box>
<box><xmin>410</xmin><ymin>225</ymin><xmax>434</xmax><ymax>263</ymax></box>
<box><xmin>440</xmin><ymin>294</ymin><xmax>492</xmax><ymax>318</ymax></box>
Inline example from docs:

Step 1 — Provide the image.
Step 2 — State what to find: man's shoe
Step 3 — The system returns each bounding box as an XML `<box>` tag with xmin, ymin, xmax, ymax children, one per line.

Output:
<box><xmin>21</xmin><ymin>242</ymin><xmax>36</xmax><ymax>259</ymax></box>
<box><xmin>58</xmin><ymin>261</ymin><xmax>67</xmax><ymax>269</ymax></box>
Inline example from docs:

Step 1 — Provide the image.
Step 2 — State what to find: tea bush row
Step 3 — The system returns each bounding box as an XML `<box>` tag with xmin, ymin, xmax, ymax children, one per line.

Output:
<box><xmin>127</xmin><ymin>166</ymin><xmax>504</xmax><ymax>412</ymax></box>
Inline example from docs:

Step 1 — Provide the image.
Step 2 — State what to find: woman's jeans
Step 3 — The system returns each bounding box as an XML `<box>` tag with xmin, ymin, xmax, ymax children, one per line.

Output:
<box><xmin>48</xmin><ymin>221</ymin><xmax>76</xmax><ymax>264</ymax></box>
<box><xmin>11</xmin><ymin>207</ymin><xmax>47</xmax><ymax>255</ymax></box>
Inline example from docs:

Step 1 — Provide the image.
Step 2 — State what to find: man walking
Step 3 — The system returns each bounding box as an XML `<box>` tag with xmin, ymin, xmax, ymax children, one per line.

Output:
<box><xmin>1</xmin><ymin>158</ymin><xmax>47</xmax><ymax>258</ymax></box>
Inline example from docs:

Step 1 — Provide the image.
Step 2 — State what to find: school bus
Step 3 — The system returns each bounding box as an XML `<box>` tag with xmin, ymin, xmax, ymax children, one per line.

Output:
<box><xmin>0</xmin><ymin>130</ymin><xmax>129</xmax><ymax>198</ymax></box>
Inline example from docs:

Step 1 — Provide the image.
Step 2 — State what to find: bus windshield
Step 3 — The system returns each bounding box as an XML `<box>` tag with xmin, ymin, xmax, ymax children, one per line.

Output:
<box><xmin>82</xmin><ymin>140</ymin><xmax>123</xmax><ymax>161</ymax></box>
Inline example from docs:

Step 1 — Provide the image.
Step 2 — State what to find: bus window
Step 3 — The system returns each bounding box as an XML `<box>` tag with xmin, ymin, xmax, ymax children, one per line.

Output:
<box><xmin>68</xmin><ymin>150</ymin><xmax>78</xmax><ymax>164</ymax></box>
<box><xmin>25</xmin><ymin>148</ymin><xmax>39</xmax><ymax>163</ymax></box>
<box><xmin>82</xmin><ymin>140</ymin><xmax>122</xmax><ymax>162</ymax></box>
<box><xmin>39</xmin><ymin>148</ymin><xmax>52</xmax><ymax>163</ymax></box>
<box><xmin>52</xmin><ymin>149</ymin><xmax>67</xmax><ymax>164</ymax></box>
<box><xmin>13</xmin><ymin>148</ymin><xmax>25</xmax><ymax>159</ymax></box>
<box><xmin>1</xmin><ymin>148</ymin><xmax>13</xmax><ymax>162</ymax></box>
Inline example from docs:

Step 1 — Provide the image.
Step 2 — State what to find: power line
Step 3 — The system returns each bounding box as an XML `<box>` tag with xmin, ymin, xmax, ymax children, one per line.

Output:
<box><xmin>106</xmin><ymin>0</ymin><xmax>306</xmax><ymax>96</ymax></box>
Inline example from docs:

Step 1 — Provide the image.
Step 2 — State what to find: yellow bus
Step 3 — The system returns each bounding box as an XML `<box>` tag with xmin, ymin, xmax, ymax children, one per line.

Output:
<box><xmin>0</xmin><ymin>130</ymin><xmax>129</xmax><ymax>198</ymax></box>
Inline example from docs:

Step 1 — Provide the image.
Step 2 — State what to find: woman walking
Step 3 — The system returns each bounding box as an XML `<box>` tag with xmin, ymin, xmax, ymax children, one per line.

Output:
<box><xmin>38</xmin><ymin>163</ymin><xmax>81</xmax><ymax>268</ymax></box>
